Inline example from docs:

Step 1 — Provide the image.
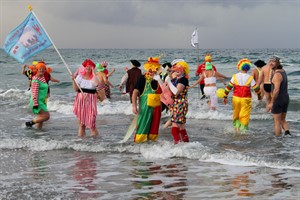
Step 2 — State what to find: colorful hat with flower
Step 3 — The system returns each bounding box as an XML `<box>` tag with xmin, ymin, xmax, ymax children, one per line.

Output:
<box><xmin>144</xmin><ymin>57</ymin><xmax>161</xmax><ymax>72</ymax></box>
<box><xmin>237</xmin><ymin>58</ymin><xmax>252</xmax><ymax>71</ymax></box>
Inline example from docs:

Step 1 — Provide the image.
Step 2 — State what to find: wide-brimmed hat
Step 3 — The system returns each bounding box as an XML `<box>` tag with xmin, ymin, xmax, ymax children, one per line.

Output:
<box><xmin>254</xmin><ymin>60</ymin><xmax>266</xmax><ymax>67</ymax></box>
<box><xmin>130</xmin><ymin>60</ymin><xmax>141</xmax><ymax>67</ymax></box>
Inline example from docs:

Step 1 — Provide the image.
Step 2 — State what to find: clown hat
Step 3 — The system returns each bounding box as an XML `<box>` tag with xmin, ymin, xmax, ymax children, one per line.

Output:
<box><xmin>205</xmin><ymin>62</ymin><xmax>213</xmax><ymax>70</ymax></box>
<box><xmin>237</xmin><ymin>58</ymin><xmax>252</xmax><ymax>71</ymax></box>
<box><xmin>144</xmin><ymin>57</ymin><xmax>161</xmax><ymax>72</ymax></box>
<box><xmin>205</xmin><ymin>54</ymin><xmax>212</xmax><ymax>62</ymax></box>
<box><xmin>96</xmin><ymin>63</ymin><xmax>105</xmax><ymax>72</ymax></box>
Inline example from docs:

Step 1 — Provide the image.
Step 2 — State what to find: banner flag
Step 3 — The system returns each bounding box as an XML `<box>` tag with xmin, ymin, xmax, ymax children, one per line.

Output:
<box><xmin>191</xmin><ymin>29</ymin><xmax>198</xmax><ymax>48</ymax></box>
<box><xmin>2</xmin><ymin>12</ymin><xmax>52</xmax><ymax>63</ymax></box>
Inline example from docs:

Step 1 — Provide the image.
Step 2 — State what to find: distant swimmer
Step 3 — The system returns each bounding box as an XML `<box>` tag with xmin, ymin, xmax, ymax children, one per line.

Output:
<box><xmin>266</xmin><ymin>56</ymin><xmax>291</xmax><ymax>137</ymax></box>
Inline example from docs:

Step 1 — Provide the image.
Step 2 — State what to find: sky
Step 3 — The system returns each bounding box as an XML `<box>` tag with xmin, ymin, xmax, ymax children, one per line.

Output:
<box><xmin>0</xmin><ymin>0</ymin><xmax>299</xmax><ymax>49</ymax></box>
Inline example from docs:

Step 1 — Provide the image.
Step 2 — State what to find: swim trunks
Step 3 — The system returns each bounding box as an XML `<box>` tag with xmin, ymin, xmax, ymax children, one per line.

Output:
<box><xmin>264</xmin><ymin>83</ymin><xmax>272</xmax><ymax>93</ymax></box>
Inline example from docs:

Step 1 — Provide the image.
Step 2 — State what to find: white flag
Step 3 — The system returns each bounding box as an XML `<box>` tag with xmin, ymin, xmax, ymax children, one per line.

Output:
<box><xmin>191</xmin><ymin>29</ymin><xmax>198</xmax><ymax>48</ymax></box>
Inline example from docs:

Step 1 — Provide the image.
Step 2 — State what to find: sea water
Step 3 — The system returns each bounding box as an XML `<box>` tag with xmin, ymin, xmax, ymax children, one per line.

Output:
<box><xmin>0</xmin><ymin>48</ymin><xmax>299</xmax><ymax>199</ymax></box>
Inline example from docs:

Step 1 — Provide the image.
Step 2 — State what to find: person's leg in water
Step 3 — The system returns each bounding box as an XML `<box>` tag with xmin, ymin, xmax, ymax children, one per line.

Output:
<box><xmin>26</xmin><ymin>110</ymin><xmax>50</xmax><ymax>129</ymax></box>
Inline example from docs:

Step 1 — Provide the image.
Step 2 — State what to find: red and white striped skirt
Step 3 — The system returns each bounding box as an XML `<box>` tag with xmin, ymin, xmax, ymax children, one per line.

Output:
<box><xmin>73</xmin><ymin>93</ymin><xmax>98</xmax><ymax>129</ymax></box>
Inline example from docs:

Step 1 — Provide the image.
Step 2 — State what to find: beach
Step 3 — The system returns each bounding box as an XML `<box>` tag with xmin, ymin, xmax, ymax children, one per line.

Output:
<box><xmin>0</xmin><ymin>48</ymin><xmax>299</xmax><ymax>199</ymax></box>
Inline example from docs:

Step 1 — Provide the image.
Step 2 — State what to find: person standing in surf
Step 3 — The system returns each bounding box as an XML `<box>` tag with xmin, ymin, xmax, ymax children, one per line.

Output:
<box><xmin>257</xmin><ymin>57</ymin><xmax>274</xmax><ymax>111</ymax></box>
<box><xmin>101</xmin><ymin>61</ymin><xmax>115</xmax><ymax>99</ymax></box>
<box><xmin>72</xmin><ymin>59</ymin><xmax>105</xmax><ymax>137</ymax></box>
<box><xmin>195</xmin><ymin>54</ymin><xmax>226</xmax><ymax>99</ymax></box>
<box><xmin>223</xmin><ymin>58</ymin><xmax>262</xmax><ymax>133</ymax></box>
<box><xmin>167</xmin><ymin>59</ymin><xmax>190</xmax><ymax>144</ymax></box>
<box><xmin>252</xmin><ymin>60</ymin><xmax>266</xmax><ymax>100</ymax></box>
<box><xmin>190</xmin><ymin>62</ymin><xmax>227</xmax><ymax>110</ymax></box>
<box><xmin>132</xmin><ymin>57</ymin><xmax>162</xmax><ymax>143</ymax></box>
<box><xmin>119</xmin><ymin>60</ymin><xmax>142</xmax><ymax>103</ymax></box>
<box><xmin>266</xmin><ymin>56</ymin><xmax>291</xmax><ymax>137</ymax></box>
<box><xmin>25</xmin><ymin>62</ymin><xmax>50</xmax><ymax>129</ymax></box>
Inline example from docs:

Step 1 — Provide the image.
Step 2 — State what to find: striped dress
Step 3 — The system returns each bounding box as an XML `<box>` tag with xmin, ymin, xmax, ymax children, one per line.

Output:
<box><xmin>30</xmin><ymin>75</ymin><xmax>48</xmax><ymax>114</ymax></box>
<box><xmin>73</xmin><ymin>75</ymin><xmax>99</xmax><ymax>129</ymax></box>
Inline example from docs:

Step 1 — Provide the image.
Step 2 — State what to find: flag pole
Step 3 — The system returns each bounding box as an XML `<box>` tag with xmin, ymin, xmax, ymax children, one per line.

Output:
<box><xmin>27</xmin><ymin>5</ymin><xmax>84</xmax><ymax>93</ymax></box>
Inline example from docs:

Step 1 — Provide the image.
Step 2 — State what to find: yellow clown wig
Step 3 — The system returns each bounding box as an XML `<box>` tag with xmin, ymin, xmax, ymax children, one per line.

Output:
<box><xmin>144</xmin><ymin>57</ymin><xmax>161</xmax><ymax>72</ymax></box>
<box><xmin>171</xmin><ymin>59</ymin><xmax>190</xmax><ymax>75</ymax></box>
<box><xmin>237</xmin><ymin>58</ymin><xmax>252</xmax><ymax>71</ymax></box>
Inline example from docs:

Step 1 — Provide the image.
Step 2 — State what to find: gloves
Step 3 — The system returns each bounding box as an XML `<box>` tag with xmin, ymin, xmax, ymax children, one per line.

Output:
<box><xmin>166</xmin><ymin>77</ymin><xmax>178</xmax><ymax>95</ymax></box>
<box><xmin>153</xmin><ymin>74</ymin><xmax>163</xmax><ymax>85</ymax></box>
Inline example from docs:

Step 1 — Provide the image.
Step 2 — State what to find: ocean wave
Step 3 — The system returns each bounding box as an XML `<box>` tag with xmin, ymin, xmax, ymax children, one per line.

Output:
<box><xmin>1</xmin><ymin>138</ymin><xmax>299</xmax><ymax>170</ymax></box>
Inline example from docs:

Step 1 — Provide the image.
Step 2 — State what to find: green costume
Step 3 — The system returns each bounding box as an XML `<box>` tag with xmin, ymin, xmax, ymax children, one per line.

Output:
<box><xmin>29</xmin><ymin>79</ymin><xmax>48</xmax><ymax>114</ymax></box>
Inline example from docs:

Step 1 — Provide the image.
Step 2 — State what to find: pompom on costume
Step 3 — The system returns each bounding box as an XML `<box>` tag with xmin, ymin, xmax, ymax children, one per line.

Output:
<box><xmin>224</xmin><ymin>58</ymin><xmax>261</xmax><ymax>132</ymax></box>
<box><xmin>133</xmin><ymin>57</ymin><xmax>162</xmax><ymax>143</ymax></box>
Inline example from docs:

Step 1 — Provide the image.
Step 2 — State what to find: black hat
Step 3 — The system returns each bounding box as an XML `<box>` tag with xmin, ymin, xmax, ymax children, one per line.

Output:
<box><xmin>130</xmin><ymin>60</ymin><xmax>141</xmax><ymax>67</ymax></box>
<box><xmin>254</xmin><ymin>60</ymin><xmax>266</xmax><ymax>67</ymax></box>
<box><xmin>162</xmin><ymin>62</ymin><xmax>172</xmax><ymax>69</ymax></box>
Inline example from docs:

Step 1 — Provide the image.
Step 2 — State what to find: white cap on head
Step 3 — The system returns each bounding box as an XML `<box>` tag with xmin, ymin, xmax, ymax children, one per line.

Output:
<box><xmin>171</xmin><ymin>59</ymin><xmax>185</xmax><ymax>66</ymax></box>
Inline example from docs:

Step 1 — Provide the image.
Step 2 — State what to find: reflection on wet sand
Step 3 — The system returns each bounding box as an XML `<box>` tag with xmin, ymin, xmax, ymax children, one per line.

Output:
<box><xmin>71</xmin><ymin>154</ymin><xmax>100</xmax><ymax>199</ymax></box>
<box><xmin>130</xmin><ymin>160</ymin><xmax>188</xmax><ymax>199</ymax></box>
<box><xmin>230</xmin><ymin>171</ymin><xmax>256</xmax><ymax>197</ymax></box>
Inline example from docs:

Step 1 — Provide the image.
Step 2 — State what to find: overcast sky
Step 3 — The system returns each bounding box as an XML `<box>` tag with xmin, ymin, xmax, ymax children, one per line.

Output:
<box><xmin>1</xmin><ymin>0</ymin><xmax>299</xmax><ymax>49</ymax></box>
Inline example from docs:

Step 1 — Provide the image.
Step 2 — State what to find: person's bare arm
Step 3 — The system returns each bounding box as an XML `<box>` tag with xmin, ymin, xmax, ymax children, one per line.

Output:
<box><xmin>190</xmin><ymin>74</ymin><xmax>204</xmax><ymax>88</ymax></box>
<box><xmin>132</xmin><ymin>89</ymin><xmax>139</xmax><ymax>115</ymax></box>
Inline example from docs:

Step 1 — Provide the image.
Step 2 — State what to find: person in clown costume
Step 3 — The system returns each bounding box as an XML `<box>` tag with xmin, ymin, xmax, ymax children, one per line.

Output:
<box><xmin>223</xmin><ymin>58</ymin><xmax>262</xmax><ymax>133</ymax></box>
<box><xmin>25</xmin><ymin>62</ymin><xmax>50</xmax><ymax>129</ymax></box>
<box><xmin>154</xmin><ymin>59</ymin><xmax>190</xmax><ymax>143</ymax></box>
<box><xmin>168</xmin><ymin>59</ymin><xmax>190</xmax><ymax>143</ymax></box>
<box><xmin>132</xmin><ymin>57</ymin><xmax>162</xmax><ymax>143</ymax></box>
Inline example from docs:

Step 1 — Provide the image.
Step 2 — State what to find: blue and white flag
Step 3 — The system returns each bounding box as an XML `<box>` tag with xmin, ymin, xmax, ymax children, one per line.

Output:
<box><xmin>2</xmin><ymin>12</ymin><xmax>52</xmax><ymax>63</ymax></box>
<box><xmin>191</xmin><ymin>29</ymin><xmax>198</xmax><ymax>48</ymax></box>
